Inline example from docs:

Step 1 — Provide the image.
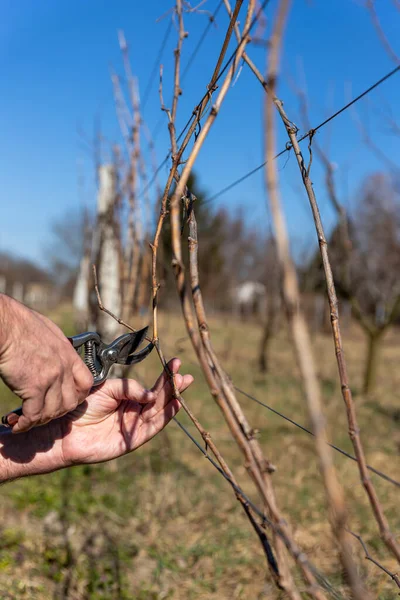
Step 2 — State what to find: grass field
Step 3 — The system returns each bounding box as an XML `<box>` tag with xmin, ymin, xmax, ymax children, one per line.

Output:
<box><xmin>0</xmin><ymin>305</ymin><xmax>399</xmax><ymax>599</ymax></box>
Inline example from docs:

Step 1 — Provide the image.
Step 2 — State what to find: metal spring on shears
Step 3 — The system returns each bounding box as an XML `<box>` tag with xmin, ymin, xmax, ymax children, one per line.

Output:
<box><xmin>84</xmin><ymin>340</ymin><xmax>98</xmax><ymax>377</ymax></box>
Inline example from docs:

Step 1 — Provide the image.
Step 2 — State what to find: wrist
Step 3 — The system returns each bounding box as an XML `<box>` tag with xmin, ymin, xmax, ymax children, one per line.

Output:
<box><xmin>0</xmin><ymin>419</ymin><xmax>68</xmax><ymax>483</ymax></box>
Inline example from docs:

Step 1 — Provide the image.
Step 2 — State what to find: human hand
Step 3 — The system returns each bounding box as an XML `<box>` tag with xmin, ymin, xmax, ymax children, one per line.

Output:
<box><xmin>0</xmin><ymin>294</ymin><xmax>93</xmax><ymax>432</ymax></box>
<box><xmin>60</xmin><ymin>358</ymin><xmax>193</xmax><ymax>466</ymax></box>
<box><xmin>0</xmin><ymin>358</ymin><xmax>193</xmax><ymax>482</ymax></box>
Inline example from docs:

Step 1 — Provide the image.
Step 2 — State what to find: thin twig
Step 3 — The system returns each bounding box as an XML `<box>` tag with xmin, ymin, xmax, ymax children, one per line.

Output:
<box><xmin>366</xmin><ymin>0</ymin><xmax>400</xmax><ymax>64</ymax></box>
<box><xmin>142</xmin><ymin>18</ymin><xmax>174</xmax><ymax>110</ymax></box>
<box><xmin>208</xmin><ymin>0</ymin><xmax>244</xmax><ymax>91</ymax></box>
<box><xmin>348</xmin><ymin>530</ymin><xmax>400</xmax><ymax>592</ymax></box>
<box><xmin>93</xmin><ymin>265</ymin><xmax>140</xmax><ymax>335</ymax></box>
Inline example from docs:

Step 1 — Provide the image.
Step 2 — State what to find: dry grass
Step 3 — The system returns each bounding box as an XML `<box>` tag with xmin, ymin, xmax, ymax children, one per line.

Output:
<box><xmin>0</xmin><ymin>306</ymin><xmax>399</xmax><ymax>599</ymax></box>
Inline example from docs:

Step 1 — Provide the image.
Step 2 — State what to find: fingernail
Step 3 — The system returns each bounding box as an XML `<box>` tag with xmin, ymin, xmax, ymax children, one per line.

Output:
<box><xmin>7</xmin><ymin>414</ymin><xmax>19</xmax><ymax>427</ymax></box>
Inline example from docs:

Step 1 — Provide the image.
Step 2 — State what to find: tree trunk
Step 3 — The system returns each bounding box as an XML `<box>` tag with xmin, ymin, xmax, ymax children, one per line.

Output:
<box><xmin>363</xmin><ymin>329</ymin><xmax>383</xmax><ymax>395</ymax></box>
<box><xmin>258</xmin><ymin>296</ymin><xmax>279</xmax><ymax>373</ymax></box>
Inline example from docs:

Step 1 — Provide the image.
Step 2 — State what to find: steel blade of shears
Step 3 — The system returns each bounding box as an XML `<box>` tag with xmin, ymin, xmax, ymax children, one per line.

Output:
<box><xmin>112</xmin><ymin>326</ymin><xmax>152</xmax><ymax>364</ymax></box>
<box><xmin>119</xmin><ymin>342</ymin><xmax>154</xmax><ymax>365</ymax></box>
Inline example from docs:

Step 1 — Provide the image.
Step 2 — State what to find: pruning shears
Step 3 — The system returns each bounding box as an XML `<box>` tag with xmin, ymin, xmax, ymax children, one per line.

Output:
<box><xmin>1</xmin><ymin>327</ymin><xmax>154</xmax><ymax>427</ymax></box>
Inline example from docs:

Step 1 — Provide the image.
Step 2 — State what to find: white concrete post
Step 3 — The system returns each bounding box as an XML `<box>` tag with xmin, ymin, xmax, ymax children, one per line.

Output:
<box><xmin>73</xmin><ymin>255</ymin><xmax>90</xmax><ymax>328</ymax></box>
<box><xmin>95</xmin><ymin>165</ymin><xmax>121</xmax><ymax>341</ymax></box>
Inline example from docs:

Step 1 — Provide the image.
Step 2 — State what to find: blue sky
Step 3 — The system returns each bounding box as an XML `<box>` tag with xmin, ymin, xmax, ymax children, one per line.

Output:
<box><xmin>1</xmin><ymin>0</ymin><xmax>399</xmax><ymax>267</ymax></box>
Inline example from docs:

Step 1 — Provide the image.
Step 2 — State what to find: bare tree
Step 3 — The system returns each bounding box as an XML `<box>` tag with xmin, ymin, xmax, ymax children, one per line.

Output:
<box><xmin>292</xmin><ymin>80</ymin><xmax>400</xmax><ymax>395</ymax></box>
<box><xmin>344</xmin><ymin>173</ymin><xmax>400</xmax><ymax>393</ymax></box>
<box><xmin>302</xmin><ymin>151</ymin><xmax>400</xmax><ymax>395</ymax></box>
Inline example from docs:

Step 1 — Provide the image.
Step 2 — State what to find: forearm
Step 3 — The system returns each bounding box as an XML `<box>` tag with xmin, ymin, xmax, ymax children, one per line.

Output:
<box><xmin>0</xmin><ymin>293</ymin><xmax>12</xmax><ymax>353</ymax></box>
<box><xmin>0</xmin><ymin>420</ymin><xmax>66</xmax><ymax>483</ymax></box>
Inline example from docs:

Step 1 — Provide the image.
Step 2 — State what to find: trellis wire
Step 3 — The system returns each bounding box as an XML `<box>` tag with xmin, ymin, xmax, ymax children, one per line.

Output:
<box><xmin>234</xmin><ymin>385</ymin><xmax>400</xmax><ymax>488</ymax></box>
<box><xmin>141</xmin><ymin>64</ymin><xmax>400</xmax><ymax>203</ymax></box>
<box><xmin>166</xmin><ymin>341</ymin><xmax>400</xmax><ymax>488</ymax></box>
<box><xmin>203</xmin><ymin>64</ymin><xmax>400</xmax><ymax>204</ymax></box>
<box><xmin>173</xmin><ymin>416</ymin><xmax>347</xmax><ymax>600</ymax></box>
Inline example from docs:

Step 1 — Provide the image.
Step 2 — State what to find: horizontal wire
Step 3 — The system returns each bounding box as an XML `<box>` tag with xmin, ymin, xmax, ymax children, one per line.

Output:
<box><xmin>165</xmin><ymin>339</ymin><xmax>400</xmax><ymax>489</ymax></box>
<box><xmin>173</xmin><ymin>416</ymin><xmax>345</xmax><ymax>600</ymax></box>
<box><xmin>173</xmin><ymin>417</ymin><xmax>269</xmax><ymax>521</ymax></box>
<box><xmin>234</xmin><ymin>385</ymin><xmax>400</xmax><ymax>488</ymax></box>
<box><xmin>203</xmin><ymin>147</ymin><xmax>287</xmax><ymax>204</ymax></box>
<box><xmin>203</xmin><ymin>64</ymin><xmax>400</xmax><ymax>204</ymax></box>
<box><xmin>142</xmin><ymin>34</ymin><xmax>400</xmax><ymax>207</ymax></box>
<box><xmin>309</xmin><ymin>64</ymin><xmax>400</xmax><ymax>137</ymax></box>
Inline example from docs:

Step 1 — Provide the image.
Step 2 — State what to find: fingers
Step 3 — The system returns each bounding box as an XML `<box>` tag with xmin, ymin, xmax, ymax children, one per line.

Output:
<box><xmin>136</xmin><ymin>397</ymin><xmax>182</xmax><ymax>448</ymax></box>
<box><xmin>72</xmin><ymin>359</ymin><xmax>94</xmax><ymax>404</ymax></box>
<box><xmin>100</xmin><ymin>378</ymin><xmax>156</xmax><ymax>404</ymax></box>
<box><xmin>0</xmin><ymin>300</ymin><xmax>94</xmax><ymax>432</ymax></box>
<box><xmin>173</xmin><ymin>373</ymin><xmax>194</xmax><ymax>395</ymax></box>
<box><xmin>58</xmin><ymin>375</ymin><xmax>80</xmax><ymax>416</ymax></box>
<box><xmin>12</xmin><ymin>368</ymin><xmax>87</xmax><ymax>433</ymax></box>
<box><xmin>11</xmin><ymin>413</ymin><xmax>36</xmax><ymax>433</ymax></box>
<box><xmin>38</xmin><ymin>318</ymin><xmax>93</xmax><ymax>403</ymax></box>
<box><xmin>151</xmin><ymin>358</ymin><xmax>182</xmax><ymax>396</ymax></box>
<box><xmin>12</xmin><ymin>377</ymin><xmax>63</xmax><ymax>433</ymax></box>
<box><xmin>125</xmin><ymin>360</ymin><xmax>193</xmax><ymax>449</ymax></box>
<box><xmin>4</xmin><ymin>411</ymin><xmax>19</xmax><ymax>428</ymax></box>
<box><xmin>140</xmin><ymin>359</ymin><xmax>194</xmax><ymax>422</ymax></box>
<box><xmin>11</xmin><ymin>395</ymin><xmax>51</xmax><ymax>433</ymax></box>
<box><xmin>152</xmin><ymin>358</ymin><xmax>194</xmax><ymax>401</ymax></box>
